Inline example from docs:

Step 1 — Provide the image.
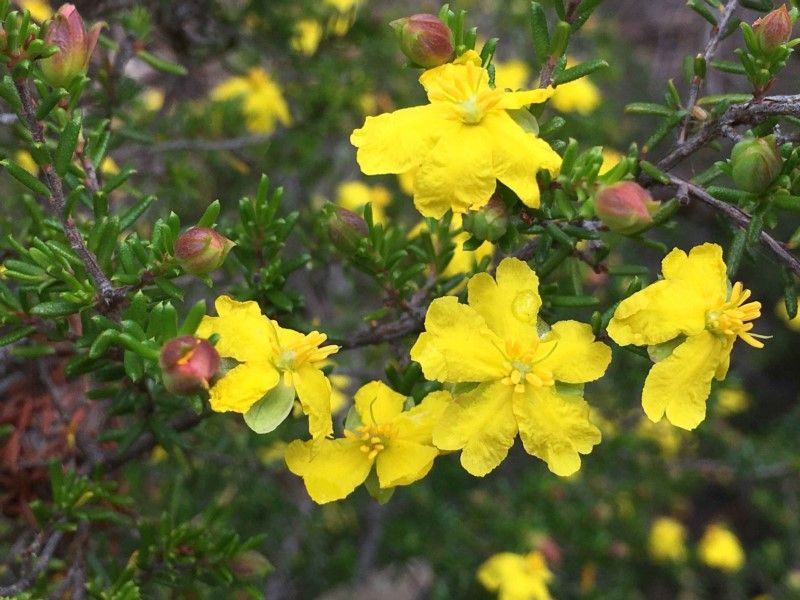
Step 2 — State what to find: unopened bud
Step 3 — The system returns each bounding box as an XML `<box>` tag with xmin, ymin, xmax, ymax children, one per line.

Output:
<box><xmin>389</xmin><ymin>14</ymin><xmax>453</xmax><ymax>68</ymax></box>
<box><xmin>730</xmin><ymin>135</ymin><xmax>782</xmax><ymax>194</ymax></box>
<box><xmin>753</xmin><ymin>5</ymin><xmax>793</xmax><ymax>54</ymax></box>
<box><xmin>462</xmin><ymin>194</ymin><xmax>508</xmax><ymax>242</ymax></box>
<box><xmin>159</xmin><ymin>336</ymin><xmax>220</xmax><ymax>395</ymax></box>
<box><xmin>230</xmin><ymin>550</ymin><xmax>272</xmax><ymax>581</ymax></box>
<box><xmin>328</xmin><ymin>204</ymin><xmax>368</xmax><ymax>255</ymax></box>
<box><xmin>594</xmin><ymin>182</ymin><xmax>659</xmax><ymax>234</ymax></box>
<box><xmin>39</xmin><ymin>4</ymin><xmax>103</xmax><ymax>88</ymax></box>
<box><xmin>175</xmin><ymin>227</ymin><xmax>235</xmax><ymax>276</ymax></box>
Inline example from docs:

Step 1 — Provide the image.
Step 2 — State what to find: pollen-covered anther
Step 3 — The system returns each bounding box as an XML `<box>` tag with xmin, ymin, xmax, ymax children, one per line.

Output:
<box><xmin>706</xmin><ymin>282</ymin><xmax>765</xmax><ymax>348</ymax></box>
<box><xmin>346</xmin><ymin>424</ymin><xmax>392</xmax><ymax>459</ymax></box>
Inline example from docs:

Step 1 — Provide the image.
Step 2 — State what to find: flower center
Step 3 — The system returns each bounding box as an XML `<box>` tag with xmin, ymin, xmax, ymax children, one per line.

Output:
<box><xmin>273</xmin><ymin>331</ymin><xmax>339</xmax><ymax>371</ymax></box>
<box><xmin>426</xmin><ymin>62</ymin><xmax>503</xmax><ymax>124</ymax></box>
<box><xmin>501</xmin><ymin>340</ymin><xmax>554</xmax><ymax>394</ymax></box>
<box><xmin>705</xmin><ymin>282</ymin><xmax>764</xmax><ymax>348</ymax></box>
<box><xmin>344</xmin><ymin>424</ymin><xmax>395</xmax><ymax>460</ymax></box>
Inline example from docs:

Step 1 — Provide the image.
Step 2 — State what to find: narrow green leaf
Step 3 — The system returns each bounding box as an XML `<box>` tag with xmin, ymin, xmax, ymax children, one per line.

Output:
<box><xmin>135</xmin><ymin>50</ymin><xmax>187</xmax><ymax>75</ymax></box>
<box><xmin>552</xmin><ymin>59</ymin><xmax>608</xmax><ymax>85</ymax></box>
<box><xmin>54</xmin><ymin>109</ymin><xmax>82</xmax><ymax>177</ymax></box>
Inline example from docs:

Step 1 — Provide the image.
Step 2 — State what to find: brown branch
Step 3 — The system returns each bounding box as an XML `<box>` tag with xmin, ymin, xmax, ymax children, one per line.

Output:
<box><xmin>0</xmin><ymin>529</ymin><xmax>64</xmax><ymax>596</ymax></box>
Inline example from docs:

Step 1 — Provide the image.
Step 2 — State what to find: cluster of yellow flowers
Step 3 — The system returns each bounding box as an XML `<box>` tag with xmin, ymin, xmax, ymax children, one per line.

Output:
<box><xmin>650</xmin><ymin>517</ymin><xmax>746</xmax><ymax>572</ymax></box>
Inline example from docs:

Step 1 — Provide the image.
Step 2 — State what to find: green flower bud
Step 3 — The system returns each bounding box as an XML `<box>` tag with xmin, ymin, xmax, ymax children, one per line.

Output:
<box><xmin>594</xmin><ymin>182</ymin><xmax>659</xmax><ymax>234</ymax></box>
<box><xmin>175</xmin><ymin>227</ymin><xmax>235</xmax><ymax>276</ymax></box>
<box><xmin>730</xmin><ymin>135</ymin><xmax>782</xmax><ymax>194</ymax></box>
<box><xmin>462</xmin><ymin>194</ymin><xmax>508</xmax><ymax>242</ymax></box>
<box><xmin>230</xmin><ymin>550</ymin><xmax>272</xmax><ymax>581</ymax></box>
<box><xmin>389</xmin><ymin>14</ymin><xmax>454</xmax><ymax>68</ymax></box>
<box><xmin>39</xmin><ymin>4</ymin><xmax>104</xmax><ymax>88</ymax></box>
<box><xmin>753</xmin><ymin>5</ymin><xmax>793</xmax><ymax>54</ymax></box>
<box><xmin>159</xmin><ymin>336</ymin><xmax>220</xmax><ymax>395</ymax></box>
<box><xmin>328</xmin><ymin>204</ymin><xmax>368</xmax><ymax>256</ymax></box>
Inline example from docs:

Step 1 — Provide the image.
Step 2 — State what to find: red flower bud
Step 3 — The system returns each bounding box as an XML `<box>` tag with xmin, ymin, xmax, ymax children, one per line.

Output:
<box><xmin>175</xmin><ymin>227</ymin><xmax>235</xmax><ymax>276</ymax></box>
<box><xmin>39</xmin><ymin>4</ymin><xmax>103</xmax><ymax>88</ymax></box>
<box><xmin>753</xmin><ymin>5</ymin><xmax>793</xmax><ymax>53</ymax></box>
<box><xmin>594</xmin><ymin>182</ymin><xmax>659</xmax><ymax>234</ymax></box>
<box><xmin>328</xmin><ymin>204</ymin><xmax>368</xmax><ymax>255</ymax></box>
<box><xmin>730</xmin><ymin>135</ymin><xmax>782</xmax><ymax>194</ymax></box>
<box><xmin>230</xmin><ymin>550</ymin><xmax>272</xmax><ymax>581</ymax></box>
<box><xmin>389</xmin><ymin>14</ymin><xmax>453</xmax><ymax>68</ymax></box>
<box><xmin>159</xmin><ymin>336</ymin><xmax>220</xmax><ymax>395</ymax></box>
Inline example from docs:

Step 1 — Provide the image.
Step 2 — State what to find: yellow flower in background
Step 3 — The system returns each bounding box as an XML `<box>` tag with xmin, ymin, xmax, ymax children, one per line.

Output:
<box><xmin>197</xmin><ymin>296</ymin><xmax>338</xmax><ymax>438</ymax></box>
<box><xmin>14</xmin><ymin>150</ymin><xmax>39</xmax><ymax>176</ymax></box>
<box><xmin>599</xmin><ymin>148</ymin><xmax>623</xmax><ymax>175</ymax></box>
<box><xmin>649</xmin><ymin>517</ymin><xmax>687</xmax><ymax>562</ymax></box>
<box><xmin>551</xmin><ymin>58</ymin><xmax>601</xmax><ymax>115</ymax></box>
<box><xmin>411</xmin><ymin>258</ymin><xmax>611</xmax><ymax>476</ymax></box>
<box><xmin>101</xmin><ymin>157</ymin><xmax>120</xmax><ymax>176</ymax></box>
<box><xmin>335</xmin><ymin>181</ymin><xmax>391</xmax><ymax>224</ymax></box>
<box><xmin>329</xmin><ymin>373</ymin><xmax>352</xmax><ymax>415</ymax></box>
<box><xmin>776</xmin><ymin>298</ymin><xmax>800</xmax><ymax>332</ymax></box>
<box><xmin>324</xmin><ymin>0</ymin><xmax>362</xmax><ymax>11</ymax></box>
<box><xmin>16</xmin><ymin>0</ymin><xmax>51</xmax><ymax>21</ymax></box>
<box><xmin>351</xmin><ymin>50</ymin><xmax>560</xmax><ymax>218</ymax></box>
<box><xmin>292</xmin><ymin>19</ymin><xmax>324</xmax><ymax>56</ymax></box>
<box><xmin>636</xmin><ymin>417</ymin><xmax>683</xmax><ymax>457</ymax></box>
<box><xmin>716</xmin><ymin>385</ymin><xmax>749</xmax><ymax>416</ymax></box>
<box><xmin>493</xmin><ymin>59</ymin><xmax>531</xmax><ymax>91</ymax></box>
<box><xmin>478</xmin><ymin>551</ymin><xmax>554</xmax><ymax>600</ymax></box>
<box><xmin>608</xmin><ymin>243</ymin><xmax>764</xmax><ymax>430</ymax></box>
<box><xmin>398</xmin><ymin>169</ymin><xmax>415</xmax><ymax>196</ymax></box>
<box><xmin>443</xmin><ymin>232</ymin><xmax>493</xmax><ymax>279</ymax></box>
<box><xmin>211</xmin><ymin>67</ymin><xmax>292</xmax><ymax>135</ymax></box>
<box><xmin>141</xmin><ymin>88</ymin><xmax>165</xmax><ymax>112</ymax></box>
<box><xmin>698</xmin><ymin>524</ymin><xmax>745</xmax><ymax>572</ymax></box>
<box><xmin>285</xmin><ymin>381</ymin><xmax>449</xmax><ymax>504</ymax></box>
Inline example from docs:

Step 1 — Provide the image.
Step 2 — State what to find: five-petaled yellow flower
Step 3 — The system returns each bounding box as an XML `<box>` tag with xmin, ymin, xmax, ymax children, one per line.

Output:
<box><xmin>210</xmin><ymin>67</ymin><xmax>292</xmax><ymax>135</ymax></box>
<box><xmin>285</xmin><ymin>381</ymin><xmax>449</xmax><ymax>504</ymax></box>
<box><xmin>607</xmin><ymin>243</ymin><xmax>764</xmax><ymax>430</ymax></box>
<box><xmin>411</xmin><ymin>257</ymin><xmax>611</xmax><ymax>476</ymax></box>
<box><xmin>197</xmin><ymin>296</ymin><xmax>339</xmax><ymax>438</ymax></box>
<box><xmin>351</xmin><ymin>50</ymin><xmax>561</xmax><ymax>219</ymax></box>
<box><xmin>478</xmin><ymin>550</ymin><xmax>554</xmax><ymax>600</ymax></box>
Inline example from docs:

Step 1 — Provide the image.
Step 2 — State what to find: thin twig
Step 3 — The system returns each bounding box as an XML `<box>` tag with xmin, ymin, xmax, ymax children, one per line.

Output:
<box><xmin>0</xmin><ymin>530</ymin><xmax>64</xmax><ymax>596</ymax></box>
<box><xmin>113</xmin><ymin>133</ymin><xmax>272</xmax><ymax>161</ymax></box>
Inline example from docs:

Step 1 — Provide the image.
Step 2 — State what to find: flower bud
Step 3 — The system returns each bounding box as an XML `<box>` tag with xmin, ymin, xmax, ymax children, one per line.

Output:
<box><xmin>462</xmin><ymin>193</ymin><xmax>508</xmax><ymax>242</ymax></box>
<box><xmin>39</xmin><ymin>4</ymin><xmax>103</xmax><ymax>88</ymax></box>
<box><xmin>159</xmin><ymin>336</ymin><xmax>220</xmax><ymax>395</ymax></box>
<box><xmin>230</xmin><ymin>550</ymin><xmax>272</xmax><ymax>581</ymax></box>
<box><xmin>594</xmin><ymin>182</ymin><xmax>659</xmax><ymax>234</ymax></box>
<box><xmin>328</xmin><ymin>204</ymin><xmax>368</xmax><ymax>255</ymax></box>
<box><xmin>389</xmin><ymin>14</ymin><xmax>453</xmax><ymax>68</ymax></box>
<box><xmin>175</xmin><ymin>227</ymin><xmax>235</xmax><ymax>276</ymax></box>
<box><xmin>730</xmin><ymin>135</ymin><xmax>782</xmax><ymax>194</ymax></box>
<box><xmin>753</xmin><ymin>5</ymin><xmax>793</xmax><ymax>53</ymax></box>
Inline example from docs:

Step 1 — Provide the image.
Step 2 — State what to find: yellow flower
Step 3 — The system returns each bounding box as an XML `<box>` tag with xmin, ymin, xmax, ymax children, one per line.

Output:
<box><xmin>649</xmin><ymin>517</ymin><xmax>687</xmax><ymax>562</ymax></box>
<box><xmin>141</xmin><ymin>88</ymin><xmax>165</xmax><ymax>112</ymax></box>
<box><xmin>776</xmin><ymin>298</ymin><xmax>800</xmax><ymax>332</ymax></box>
<box><xmin>210</xmin><ymin>67</ymin><xmax>292</xmax><ymax>135</ymax></box>
<box><xmin>443</xmin><ymin>232</ymin><xmax>493</xmax><ymax>279</ymax></box>
<box><xmin>493</xmin><ymin>59</ymin><xmax>532</xmax><ymax>91</ymax></box>
<box><xmin>608</xmin><ymin>243</ymin><xmax>764</xmax><ymax>430</ymax></box>
<box><xmin>599</xmin><ymin>148</ymin><xmax>623</xmax><ymax>175</ymax></box>
<box><xmin>101</xmin><ymin>157</ymin><xmax>120</xmax><ymax>176</ymax></box>
<box><xmin>698</xmin><ymin>524</ymin><xmax>745</xmax><ymax>572</ymax></box>
<box><xmin>292</xmin><ymin>19</ymin><xmax>324</xmax><ymax>56</ymax></box>
<box><xmin>14</xmin><ymin>150</ymin><xmax>39</xmax><ymax>176</ymax></box>
<box><xmin>478</xmin><ymin>551</ymin><xmax>554</xmax><ymax>600</ymax></box>
<box><xmin>325</xmin><ymin>0</ymin><xmax>362</xmax><ymax>11</ymax></box>
<box><xmin>636</xmin><ymin>417</ymin><xmax>684</xmax><ymax>457</ymax></box>
<box><xmin>17</xmin><ymin>0</ymin><xmax>51</xmax><ymax>21</ymax></box>
<box><xmin>351</xmin><ymin>50</ymin><xmax>560</xmax><ymax>218</ymax></box>
<box><xmin>197</xmin><ymin>296</ymin><xmax>339</xmax><ymax>438</ymax></box>
<box><xmin>551</xmin><ymin>58</ymin><xmax>601</xmax><ymax>115</ymax></box>
<box><xmin>329</xmin><ymin>373</ymin><xmax>352</xmax><ymax>415</ymax></box>
<box><xmin>285</xmin><ymin>381</ymin><xmax>449</xmax><ymax>503</ymax></box>
<box><xmin>411</xmin><ymin>257</ymin><xmax>611</xmax><ymax>476</ymax></box>
<box><xmin>716</xmin><ymin>385</ymin><xmax>749</xmax><ymax>416</ymax></box>
<box><xmin>335</xmin><ymin>181</ymin><xmax>391</xmax><ymax>224</ymax></box>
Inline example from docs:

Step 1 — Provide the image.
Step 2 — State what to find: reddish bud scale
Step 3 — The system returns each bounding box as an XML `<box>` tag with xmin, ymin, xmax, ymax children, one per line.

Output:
<box><xmin>328</xmin><ymin>205</ymin><xmax>368</xmax><ymax>255</ymax></box>
<box><xmin>594</xmin><ymin>182</ymin><xmax>659</xmax><ymax>235</ymax></box>
<box><xmin>39</xmin><ymin>4</ymin><xmax>103</xmax><ymax>88</ymax></box>
<box><xmin>390</xmin><ymin>14</ymin><xmax>454</xmax><ymax>68</ymax></box>
<box><xmin>175</xmin><ymin>227</ymin><xmax>235</xmax><ymax>276</ymax></box>
<box><xmin>753</xmin><ymin>5</ymin><xmax>793</xmax><ymax>53</ymax></box>
<box><xmin>159</xmin><ymin>336</ymin><xmax>220</xmax><ymax>395</ymax></box>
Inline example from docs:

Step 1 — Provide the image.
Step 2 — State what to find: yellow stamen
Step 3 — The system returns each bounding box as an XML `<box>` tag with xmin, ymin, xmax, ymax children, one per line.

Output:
<box><xmin>706</xmin><ymin>282</ymin><xmax>765</xmax><ymax>348</ymax></box>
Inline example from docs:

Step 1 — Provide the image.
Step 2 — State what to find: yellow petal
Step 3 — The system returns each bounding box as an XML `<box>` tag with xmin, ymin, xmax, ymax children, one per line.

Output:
<box><xmin>432</xmin><ymin>382</ymin><xmax>517</xmax><ymax>476</ymax></box>
<box><xmin>284</xmin><ymin>439</ymin><xmax>372</xmax><ymax>504</ymax></box>
<box><xmin>197</xmin><ymin>296</ymin><xmax>277</xmax><ymax>363</ymax></box>
<box><xmin>376</xmin><ymin>440</ymin><xmax>439</xmax><ymax>488</ymax></box>
<box><xmin>394</xmin><ymin>390</ymin><xmax>451</xmax><ymax>445</ymax></box>
<box><xmin>641</xmin><ymin>330</ymin><xmax>725</xmax><ymax>430</ymax></box>
<box><xmin>661</xmin><ymin>243</ymin><xmax>727</xmax><ymax>306</ymax></box>
<box><xmin>535</xmin><ymin>320</ymin><xmax>611</xmax><ymax>383</ymax></box>
<box><xmin>467</xmin><ymin>257</ymin><xmax>541</xmax><ymax>344</ymax></box>
<box><xmin>484</xmin><ymin>112</ymin><xmax>561</xmax><ymax>209</ymax></box>
<box><xmin>498</xmin><ymin>87</ymin><xmax>556</xmax><ymax>109</ymax></box>
<box><xmin>410</xmin><ymin>297</ymin><xmax>507</xmax><ymax>383</ymax></box>
<box><xmin>412</xmin><ymin>125</ymin><xmax>497</xmax><ymax>218</ymax></box>
<box><xmin>350</xmin><ymin>104</ymin><xmax>455</xmax><ymax>175</ymax></box>
<box><xmin>354</xmin><ymin>380</ymin><xmax>406</xmax><ymax>426</ymax></box>
<box><xmin>514</xmin><ymin>388</ymin><xmax>601</xmax><ymax>476</ymax></box>
<box><xmin>293</xmin><ymin>365</ymin><xmax>333</xmax><ymax>439</ymax></box>
<box><xmin>478</xmin><ymin>552</ymin><xmax>553</xmax><ymax>600</ymax></box>
<box><xmin>208</xmin><ymin>361</ymin><xmax>279</xmax><ymax>413</ymax></box>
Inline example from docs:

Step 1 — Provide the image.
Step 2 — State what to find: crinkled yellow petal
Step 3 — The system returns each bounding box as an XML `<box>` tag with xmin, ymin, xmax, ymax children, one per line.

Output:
<box><xmin>293</xmin><ymin>365</ymin><xmax>333</xmax><ymax>439</ymax></box>
<box><xmin>208</xmin><ymin>361</ymin><xmax>279</xmax><ymax>413</ymax></box>
<box><xmin>514</xmin><ymin>387</ymin><xmax>601</xmax><ymax>477</ymax></box>
<box><xmin>284</xmin><ymin>439</ymin><xmax>372</xmax><ymax>504</ymax></box>
<box><xmin>376</xmin><ymin>440</ymin><xmax>439</xmax><ymax>488</ymax></box>
<box><xmin>535</xmin><ymin>320</ymin><xmax>611</xmax><ymax>383</ymax></box>
<box><xmin>467</xmin><ymin>257</ymin><xmax>541</xmax><ymax>344</ymax></box>
<box><xmin>661</xmin><ymin>244</ymin><xmax>727</xmax><ymax>306</ymax></box>
<box><xmin>641</xmin><ymin>330</ymin><xmax>725</xmax><ymax>430</ymax></box>
<box><xmin>498</xmin><ymin>87</ymin><xmax>555</xmax><ymax>109</ymax></box>
<box><xmin>354</xmin><ymin>380</ymin><xmax>405</xmax><ymax>426</ymax></box>
<box><xmin>607</xmin><ymin>279</ymin><xmax>707</xmax><ymax>347</ymax></box>
<box><xmin>350</xmin><ymin>104</ymin><xmax>455</xmax><ymax>175</ymax></box>
<box><xmin>410</xmin><ymin>297</ymin><xmax>507</xmax><ymax>383</ymax></box>
<box><xmin>413</xmin><ymin>125</ymin><xmax>497</xmax><ymax>218</ymax></box>
<box><xmin>197</xmin><ymin>296</ymin><xmax>276</xmax><ymax>363</ymax></box>
<box><xmin>394</xmin><ymin>390</ymin><xmax>451</xmax><ymax>445</ymax></box>
<box><xmin>432</xmin><ymin>381</ymin><xmax>517</xmax><ymax>476</ymax></box>
<box><xmin>482</xmin><ymin>112</ymin><xmax>560</xmax><ymax>209</ymax></box>
<box><xmin>478</xmin><ymin>552</ymin><xmax>553</xmax><ymax>600</ymax></box>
